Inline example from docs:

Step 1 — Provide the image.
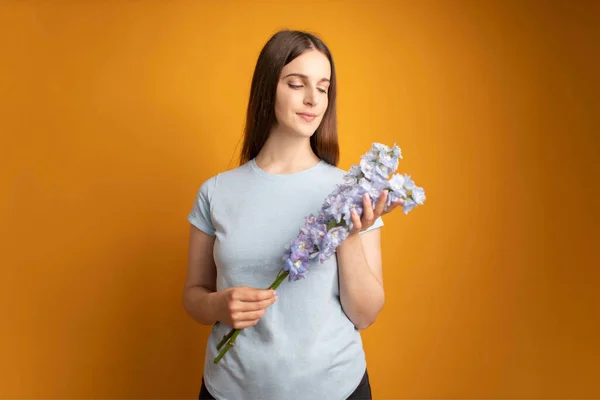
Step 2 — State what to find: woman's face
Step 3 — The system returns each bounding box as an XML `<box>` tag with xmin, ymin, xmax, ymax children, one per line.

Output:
<box><xmin>273</xmin><ymin>49</ymin><xmax>331</xmax><ymax>138</ymax></box>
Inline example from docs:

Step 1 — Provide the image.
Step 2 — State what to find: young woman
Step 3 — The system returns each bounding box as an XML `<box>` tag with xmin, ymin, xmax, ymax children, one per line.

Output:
<box><xmin>184</xmin><ymin>29</ymin><xmax>403</xmax><ymax>400</ymax></box>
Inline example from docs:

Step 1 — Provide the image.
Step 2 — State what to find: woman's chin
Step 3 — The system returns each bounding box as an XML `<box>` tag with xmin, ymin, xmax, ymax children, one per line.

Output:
<box><xmin>292</xmin><ymin>125</ymin><xmax>319</xmax><ymax>137</ymax></box>
<box><xmin>273</xmin><ymin>122</ymin><xmax>319</xmax><ymax>138</ymax></box>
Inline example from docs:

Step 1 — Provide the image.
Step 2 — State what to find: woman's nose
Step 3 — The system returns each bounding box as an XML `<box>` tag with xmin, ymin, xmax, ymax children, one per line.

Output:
<box><xmin>304</xmin><ymin>89</ymin><xmax>318</xmax><ymax>106</ymax></box>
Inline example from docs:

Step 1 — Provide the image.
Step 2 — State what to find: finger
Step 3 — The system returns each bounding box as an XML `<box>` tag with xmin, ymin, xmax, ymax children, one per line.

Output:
<box><xmin>383</xmin><ymin>199</ymin><xmax>403</xmax><ymax>215</ymax></box>
<box><xmin>235</xmin><ymin>309</ymin><xmax>267</xmax><ymax>321</ymax></box>
<box><xmin>240</xmin><ymin>288</ymin><xmax>276</xmax><ymax>302</ymax></box>
<box><xmin>374</xmin><ymin>190</ymin><xmax>388</xmax><ymax>215</ymax></box>
<box><xmin>239</xmin><ymin>296</ymin><xmax>278</xmax><ymax>311</ymax></box>
<box><xmin>233</xmin><ymin>319</ymin><xmax>260</xmax><ymax>329</ymax></box>
<box><xmin>362</xmin><ymin>193</ymin><xmax>374</xmax><ymax>223</ymax></box>
<box><xmin>351</xmin><ymin>209</ymin><xmax>362</xmax><ymax>233</ymax></box>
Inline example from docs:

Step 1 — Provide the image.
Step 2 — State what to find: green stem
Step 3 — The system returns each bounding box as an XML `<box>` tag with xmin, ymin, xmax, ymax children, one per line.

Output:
<box><xmin>213</xmin><ymin>328</ymin><xmax>241</xmax><ymax>364</ymax></box>
<box><xmin>213</xmin><ymin>270</ymin><xmax>290</xmax><ymax>364</ymax></box>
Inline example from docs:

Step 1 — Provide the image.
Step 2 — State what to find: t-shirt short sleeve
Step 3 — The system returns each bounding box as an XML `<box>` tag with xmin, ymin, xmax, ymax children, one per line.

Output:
<box><xmin>187</xmin><ymin>176</ymin><xmax>217</xmax><ymax>237</ymax></box>
<box><xmin>359</xmin><ymin>215</ymin><xmax>384</xmax><ymax>235</ymax></box>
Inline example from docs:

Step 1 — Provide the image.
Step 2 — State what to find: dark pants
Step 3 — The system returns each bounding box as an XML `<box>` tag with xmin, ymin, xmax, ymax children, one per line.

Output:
<box><xmin>199</xmin><ymin>369</ymin><xmax>372</xmax><ymax>399</ymax></box>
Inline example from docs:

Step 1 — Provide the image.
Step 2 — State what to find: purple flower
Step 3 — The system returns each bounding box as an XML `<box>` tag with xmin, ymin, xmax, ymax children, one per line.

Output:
<box><xmin>386</xmin><ymin>191</ymin><xmax>402</xmax><ymax>208</ymax></box>
<box><xmin>358</xmin><ymin>178</ymin><xmax>376</xmax><ymax>198</ymax></box>
<box><xmin>323</xmin><ymin>193</ymin><xmax>345</xmax><ymax>224</ymax></box>
<box><xmin>282</xmin><ymin>142</ymin><xmax>425</xmax><ymax>281</ymax></box>
<box><xmin>388</xmin><ymin>174</ymin><xmax>408</xmax><ymax>200</ymax></box>
<box><xmin>304</xmin><ymin>214</ymin><xmax>318</xmax><ymax>226</ymax></box>
<box><xmin>391</xmin><ymin>145</ymin><xmax>401</xmax><ymax>160</ymax></box>
<box><xmin>388</xmin><ymin>174</ymin><xmax>405</xmax><ymax>191</ymax></box>
<box><xmin>401</xmin><ymin>198</ymin><xmax>418</xmax><ymax>215</ymax></box>
<box><xmin>324</xmin><ymin>226</ymin><xmax>348</xmax><ymax>248</ymax></box>
<box><xmin>340</xmin><ymin>198</ymin><xmax>363</xmax><ymax>227</ymax></box>
<box><xmin>375</xmin><ymin>163</ymin><xmax>392</xmax><ymax>180</ymax></box>
<box><xmin>284</xmin><ymin>254</ymin><xmax>310</xmax><ymax>281</ymax></box>
<box><xmin>411</xmin><ymin>187</ymin><xmax>426</xmax><ymax>204</ymax></box>
<box><xmin>359</xmin><ymin>177</ymin><xmax>388</xmax><ymax>205</ymax></box>
<box><xmin>290</xmin><ymin>236</ymin><xmax>311</xmax><ymax>259</ymax></box>
<box><xmin>359</xmin><ymin>157</ymin><xmax>377</xmax><ymax>180</ymax></box>
<box><xmin>301</xmin><ymin>222</ymin><xmax>328</xmax><ymax>258</ymax></box>
<box><xmin>315</xmin><ymin>210</ymin><xmax>328</xmax><ymax>225</ymax></box>
<box><xmin>402</xmin><ymin>174</ymin><xmax>415</xmax><ymax>191</ymax></box>
<box><xmin>384</xmin><ymin>173</ymin><xmax>427</xmax><ymax>211</ymax></box>
<box><xmin>344</xmin><ymin>165</ymin><xmax>363</xmax><ymax>183</ymax></box>
<box><xmin>318</xmin><ymin>226</ymin><xmax>349</xmax><ymax>262</ymax></box>
<box><xmin>379</xmin><ymin>151</ymin><xmax>399</xmax><ymax>171</ymax></box>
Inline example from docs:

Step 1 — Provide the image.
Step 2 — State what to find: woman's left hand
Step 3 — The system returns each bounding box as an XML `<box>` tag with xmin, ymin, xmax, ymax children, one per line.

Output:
<box><xmin>348</xmin><ymin>191</ymin><xmax>403</xmax><ymax>236</ymax></box>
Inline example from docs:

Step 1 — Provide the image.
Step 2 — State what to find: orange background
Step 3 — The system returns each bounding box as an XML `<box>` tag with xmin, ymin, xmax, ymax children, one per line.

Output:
<box><xmin>1</xmin><ymin>1</ymin><xmax>599</xmax><ymax>398</ymax></box>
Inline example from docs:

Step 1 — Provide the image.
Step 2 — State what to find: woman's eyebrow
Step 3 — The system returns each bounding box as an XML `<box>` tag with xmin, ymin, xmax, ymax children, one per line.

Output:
<box><xmin>282</xmin><ymin>73</ymin><xmax>330</xmax><ymax>83</ymax></box>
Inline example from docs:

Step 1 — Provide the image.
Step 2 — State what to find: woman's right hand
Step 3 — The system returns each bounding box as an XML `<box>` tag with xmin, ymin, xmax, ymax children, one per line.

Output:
<box><xmin>213</xmin><ymin>286</ymin><xmax>278</xmax><ymax>329</ymax></box>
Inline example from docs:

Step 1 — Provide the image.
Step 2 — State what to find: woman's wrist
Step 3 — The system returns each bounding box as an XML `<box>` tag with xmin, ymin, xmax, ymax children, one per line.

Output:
<box><xmin>339</xmin><ymin>231</ymin><xmax>361</xmax><ymax>250</ymax></box>
<box><xmin>205</xmin><ymin>290</ymin><xmax>222</xmax><ymax>324</ymax></box>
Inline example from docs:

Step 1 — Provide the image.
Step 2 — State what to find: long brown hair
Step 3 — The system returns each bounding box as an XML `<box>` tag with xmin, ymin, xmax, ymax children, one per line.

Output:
<box><xmin>239</xmin><ymin>29</ymin><xmax>339</xmax><ymax>167</ymax></box>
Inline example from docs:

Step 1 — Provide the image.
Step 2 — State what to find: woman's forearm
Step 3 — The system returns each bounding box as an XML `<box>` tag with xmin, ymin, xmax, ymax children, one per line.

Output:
<box><xmin>336</xmin><ymin>233</ymin><xmax>385</xmax><ymax>329</ymax></box>
<box><xmin>183</xmin><ymin>285</ymin><xmax>219</xmax><ymax>325</ymax></box>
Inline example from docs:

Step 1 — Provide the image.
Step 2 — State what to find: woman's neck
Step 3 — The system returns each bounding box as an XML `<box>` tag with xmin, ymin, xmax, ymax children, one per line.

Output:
<box><xmin>254</xmin><ymin>131</ymin><xmax>320</xmax><ymax>175</ymax></box>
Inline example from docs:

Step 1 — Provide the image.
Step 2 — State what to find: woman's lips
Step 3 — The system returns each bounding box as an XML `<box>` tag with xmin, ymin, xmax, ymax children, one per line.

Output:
<box><xmin>297</xmin><ymin>113</ymin><xmax>316</xmax><ymax>122</ymax></box>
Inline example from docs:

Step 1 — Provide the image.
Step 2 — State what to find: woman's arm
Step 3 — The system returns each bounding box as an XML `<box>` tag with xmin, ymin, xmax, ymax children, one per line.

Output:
<box><xmin>183</xmin><ymin>225</ymin><xmax>220</xmax><ymax>325</ymax></box>
<box><xmin>183</xmin><ymin>225</ymin><xmax>278</xmax><ymax>328</ymax></box>
<box><xmin>337</xmin><ymin>229</ymin><xmax>385</xmax><ymax>330</ymax></box>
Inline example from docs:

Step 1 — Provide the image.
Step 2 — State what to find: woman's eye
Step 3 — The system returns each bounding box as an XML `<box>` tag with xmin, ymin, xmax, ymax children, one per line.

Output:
<box><xmin>288</xmin><ymin>83</ymin><xmax>327</xmax><ymax>94</ymax></box>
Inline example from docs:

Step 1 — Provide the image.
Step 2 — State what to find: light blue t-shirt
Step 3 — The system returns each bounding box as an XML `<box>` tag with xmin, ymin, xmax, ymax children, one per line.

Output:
<box><xmin>187</xmin><ymin>158</ymin><xmax>383</xmax><ymax>400</ymax></box>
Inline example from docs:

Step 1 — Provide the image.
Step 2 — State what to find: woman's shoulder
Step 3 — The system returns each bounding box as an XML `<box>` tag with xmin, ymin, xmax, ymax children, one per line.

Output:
<box><xmin>195</xmin><ymin>161</ymin><xmax>257</xmax><ymax>199</ymax></box>
<box><xmin>317</xmin><ymin>160</ymin><xmax>347</xmax><ymax>181</ymax></box>
<box><xmin>200</xmin><ymin>161</ymin><xmax>252</xmax><ymax>184</ymax></box>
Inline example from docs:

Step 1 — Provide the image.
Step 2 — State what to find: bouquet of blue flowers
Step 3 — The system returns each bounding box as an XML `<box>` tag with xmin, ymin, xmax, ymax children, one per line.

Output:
<box><xmin>214</xmin><ymin>143</ymin><xmax>426</xmax><ymax>364</ymax></box>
